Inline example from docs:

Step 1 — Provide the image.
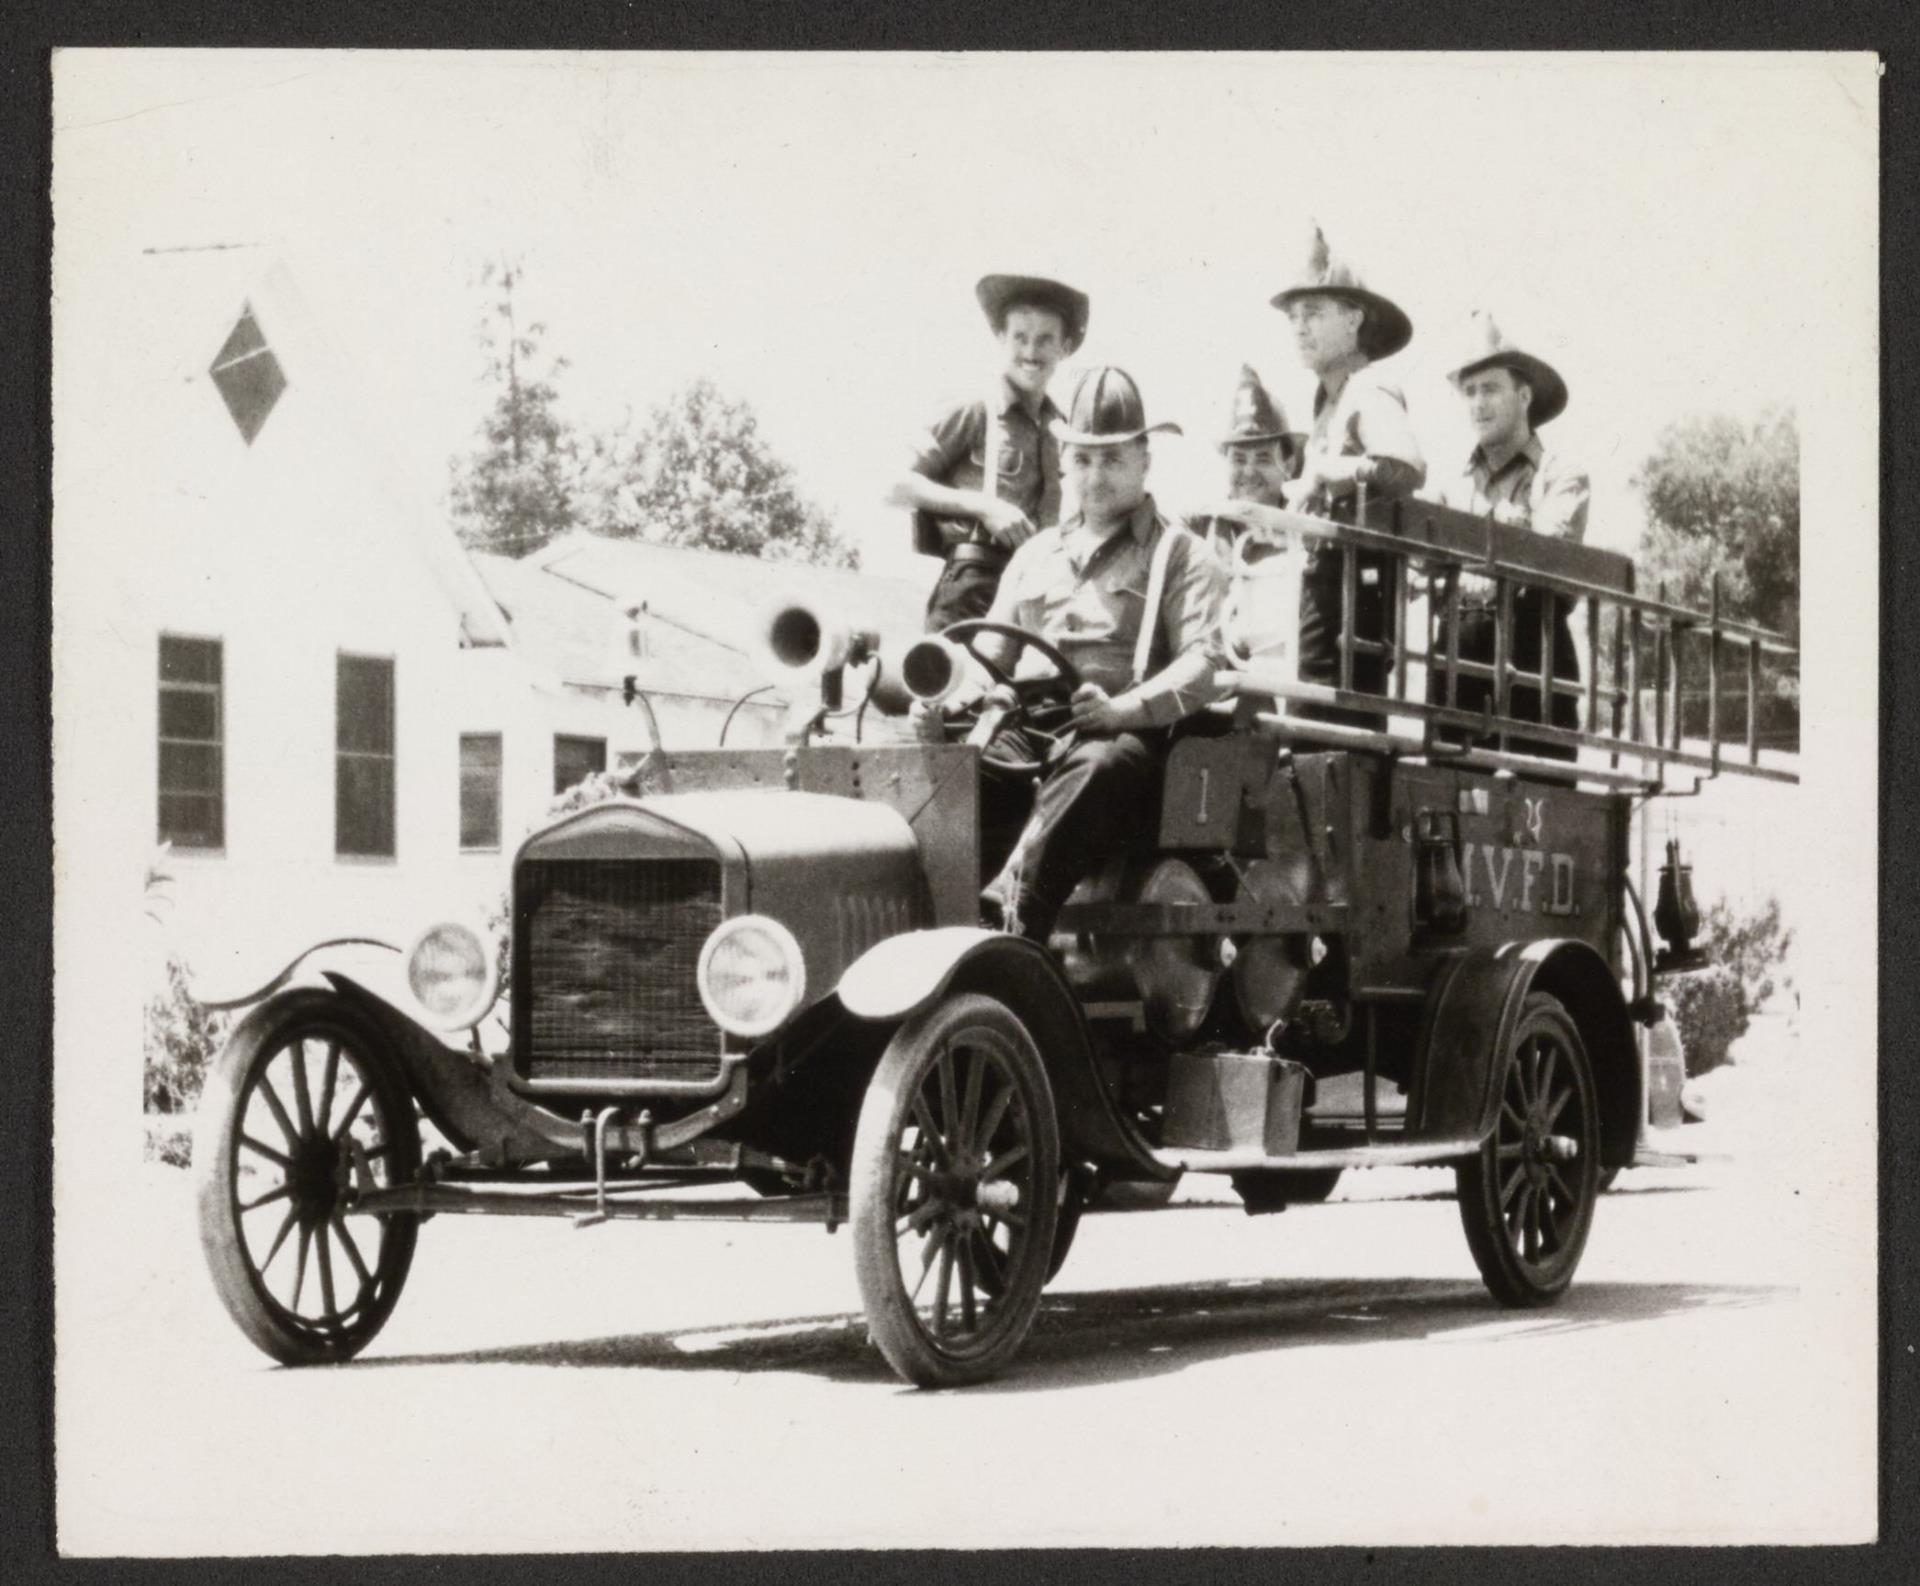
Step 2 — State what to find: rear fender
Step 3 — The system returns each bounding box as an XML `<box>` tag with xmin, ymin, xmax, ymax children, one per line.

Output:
<box><xmin>1415</xmin><ymin>940</ymin><xmax>1639</xmax><ymax>1170</ymax></box>
<box><xmin>838</xmin><ymin>929</ymin><xmax>1174</xmax><ymax>1180</ymax></box>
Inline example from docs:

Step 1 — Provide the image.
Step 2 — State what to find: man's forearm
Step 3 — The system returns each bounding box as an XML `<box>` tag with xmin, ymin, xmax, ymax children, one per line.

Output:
<box><xmin>1123</xmin><ymin>645</ymin><xmax>1226</xmax><ymax>728</ymax></box>
<box><xmin>889</xmin><ymin>473</ymin><xmax>990</xmax><ymax>521</ymax></box>
<box><xmin>1321</xmin><ymin>454</ymin><xmax>1425</xmax><ymax>497</ymax></box>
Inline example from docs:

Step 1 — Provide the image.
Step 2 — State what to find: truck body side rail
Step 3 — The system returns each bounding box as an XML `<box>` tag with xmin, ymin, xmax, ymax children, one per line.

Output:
<box><xmin>1209</xmin><ymin>495</ymin><xmax>1798</xmax><ymax>789</ymax></box>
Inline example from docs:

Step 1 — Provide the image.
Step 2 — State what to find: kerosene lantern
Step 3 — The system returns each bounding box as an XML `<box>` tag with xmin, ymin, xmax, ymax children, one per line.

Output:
<box><xmin>1652</xmin><ymin>837</ymin><xmax>1705</xmax><ymax>971</ymax></box>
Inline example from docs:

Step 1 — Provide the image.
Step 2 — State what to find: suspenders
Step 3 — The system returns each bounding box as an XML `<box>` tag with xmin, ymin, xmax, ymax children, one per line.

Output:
<box><xmin>1131</xmin><ymin>521</ymin><xmax>1181</xmax><ymax>687</ymax></box>
<box><xmin>979</xmin><ymin>392</ymin><xmax>1002</xmax><ymax>512</ymax></box>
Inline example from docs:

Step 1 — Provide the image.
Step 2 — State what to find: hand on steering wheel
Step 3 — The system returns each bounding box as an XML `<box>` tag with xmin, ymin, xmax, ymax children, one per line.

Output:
<box><xmin>938</xmin><ymin>619</ymin><xmax>1084</xmax><ymax>776</ymax></box>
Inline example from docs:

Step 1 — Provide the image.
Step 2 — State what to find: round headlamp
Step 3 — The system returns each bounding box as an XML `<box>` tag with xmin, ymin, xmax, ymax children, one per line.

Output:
<box><xmin>405</xmin><ymin>920</ymin><xmax>501</xmax><ymax>1031</ymax></box>
<box><xmin>697</xmin><ymin>914</ymin><xmax>806</xmax><ymax>1039</ymax></box>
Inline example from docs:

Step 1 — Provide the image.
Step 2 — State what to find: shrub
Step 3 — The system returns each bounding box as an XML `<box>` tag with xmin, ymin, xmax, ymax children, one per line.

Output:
<box><xmin>1663</xmin><ymin>896</ymin><xmax>1793</xmax><ymax>1076</ymax></box>
<box><xmin>144</xmin><ymin>950</ymin><xmax>231</xmax><ymax>1123</ymax></box>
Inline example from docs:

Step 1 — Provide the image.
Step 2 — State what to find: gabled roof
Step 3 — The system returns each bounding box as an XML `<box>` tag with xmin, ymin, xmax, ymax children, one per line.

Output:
<box><xmin>475</xmin><ymin>531</ymin><xmax>926</xmax><ymax>696</ymax></box>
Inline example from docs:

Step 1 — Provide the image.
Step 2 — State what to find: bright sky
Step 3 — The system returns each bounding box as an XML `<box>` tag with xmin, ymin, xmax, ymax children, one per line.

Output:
<box><xmin>53</xmin><ymin>51</ymin><xmax>1875</xmax><ymax>572</ymax></box>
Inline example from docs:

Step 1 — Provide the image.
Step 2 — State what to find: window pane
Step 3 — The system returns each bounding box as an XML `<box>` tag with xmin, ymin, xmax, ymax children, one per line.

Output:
<box><xmin>160</xmin><ymin>635</ymin><xmax>221</xmax><ymax>685</ymax></box>
<box><xmin>159</xmin><ymin>741</ymin><xmax>222</xmax><ymax>796</ymax></box>
<box><xmin>336</xmin><ymin>756</ymin><xmax>395</xmax><ymax>857</ymax></box>
<box><xmin>337</xmin><ymin>656</ymin><xmax>394</xmax><ymax>753</ymax></box>
<box><xmin>159</xmin><ymin>688</ymin><xmax>219</xmax><ymax>741</ymax></box>
<box><xmin>157</xmin><ymin>635</ymin><xmax>224</xmax><ymax>849</ymax></box>
<box><xmin>459</xmin><ymin>734</ymin><xmax>502</xmax><ymax>850</ymax></box>
<box><xmin>553</xmin><ymin>735</ymin><xmax>606</xmax><ymax>795</ymax></box>
<box><xmin>159</xmin><ymin>793</ymin><xmax>223</xmax><ymax>849</ymax></box>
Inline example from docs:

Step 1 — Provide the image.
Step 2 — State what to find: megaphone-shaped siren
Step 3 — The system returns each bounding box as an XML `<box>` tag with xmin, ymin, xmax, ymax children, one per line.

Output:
<box><xmin>891</xmin><ymin>636</ymin><xmax>969</xmax><ymax>710</ymax></box>
<box><xmin>753</xmin><ymin>598</ymin><xmax>874</xmax><ymax>682</ymax></box>
<box><xmin>751</xmin><ymin>599</ymin><xmax>973</xmax><ymax>718</ymax></box>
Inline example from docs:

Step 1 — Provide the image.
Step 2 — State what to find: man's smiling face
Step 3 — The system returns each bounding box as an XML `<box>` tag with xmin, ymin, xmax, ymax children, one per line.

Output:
<box><xmin>998</xmin><ymin>305</ymin><xmax>1070</xmax><ymax>398</ymax></box>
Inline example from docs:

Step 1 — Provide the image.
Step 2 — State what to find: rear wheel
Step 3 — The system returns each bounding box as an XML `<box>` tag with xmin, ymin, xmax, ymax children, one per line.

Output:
<box><xmin>850</xmin><ymin>993</ymin><xmax>1060</xmax><ymax>1387</ymax></box>
<box><xmin>195</xmin><ymin>993</ymin><xmax>421</xmax><ymax>1364</ymax></box>
<box><xmin>1455</xmin><ymin>992</ymin><xmax>1600</xmax><ymax>1306</ymax></box>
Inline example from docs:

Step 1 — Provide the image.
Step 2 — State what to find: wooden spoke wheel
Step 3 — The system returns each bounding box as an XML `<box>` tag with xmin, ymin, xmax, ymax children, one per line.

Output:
<box><xmin>195</xmin><ymin>992</ymin><xmax>420</xmax><ymax>1364</ymax></box>
<box><xmin>1455</xmin><ymin>991</ymin><xmax>1600</xmax><ymax>1306</ymax></box>
<box><xmin>850</xmin><ymin>993</ymin><xmax>1060</xmax><ymax>1387</ymax></box>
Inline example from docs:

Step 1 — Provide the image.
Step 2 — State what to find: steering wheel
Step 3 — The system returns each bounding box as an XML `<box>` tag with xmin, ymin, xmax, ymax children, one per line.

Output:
<box><xmin>938</xmin><ymin>619</ymin><xmax>1084</xmax><ymax>776</ymax></box>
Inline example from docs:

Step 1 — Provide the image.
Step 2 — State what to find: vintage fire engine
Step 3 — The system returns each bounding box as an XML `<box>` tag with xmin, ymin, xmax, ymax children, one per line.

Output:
<box><xmin>193</xmin><ymin>497</ymin><xmax>1798</xmax><ymax>1386</ymax></box>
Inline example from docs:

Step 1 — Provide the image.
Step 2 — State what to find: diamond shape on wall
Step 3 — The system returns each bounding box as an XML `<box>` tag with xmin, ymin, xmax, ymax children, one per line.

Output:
<box><xmin>209</xmin><ymin>306</ymin><xmax>287</xmax><ymax>445</ymax></box>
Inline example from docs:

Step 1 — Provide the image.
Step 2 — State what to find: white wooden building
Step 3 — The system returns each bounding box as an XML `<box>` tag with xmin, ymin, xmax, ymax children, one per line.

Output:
<box><xmin>55</xmin><ymin>249</ymin><xmax>924</xmax><ymax>1004</ymax></box>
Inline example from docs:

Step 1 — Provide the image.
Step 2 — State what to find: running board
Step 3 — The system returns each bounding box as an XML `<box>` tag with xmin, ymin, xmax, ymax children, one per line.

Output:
<box><xmin>1152</xmin><ymin>1138</ymin><xmax>1481</xmax><ymax>1174</ymax></box>
<box><xmin>351</xmin><ymin>1180</ymin><xmax>849</xmax><ymax>1227</ymax></box>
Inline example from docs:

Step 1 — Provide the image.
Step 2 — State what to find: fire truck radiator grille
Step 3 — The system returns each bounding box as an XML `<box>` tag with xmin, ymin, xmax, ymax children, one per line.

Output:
<box><xmin>518</xmin><ymin>858</ymin><xmax>725</xmax><ymax>1086</ymax></box>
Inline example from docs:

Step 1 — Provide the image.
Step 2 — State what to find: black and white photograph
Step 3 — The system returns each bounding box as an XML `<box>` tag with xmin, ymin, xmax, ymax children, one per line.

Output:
<box><xmin>48</xmin><ymin>49</ymin><xmax>1877</xmax><ymax>1552</ymax></box>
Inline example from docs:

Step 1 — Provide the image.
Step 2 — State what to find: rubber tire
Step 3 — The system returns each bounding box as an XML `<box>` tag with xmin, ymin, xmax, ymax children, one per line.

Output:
<box><xmin>1597</xmin><ymin>1165</ymin><xmax>1624</xmax><ymax>1193</ymax></box>
<box><xmin>1455</xmin><ymin>991</ymin><xmax>1600</xmax><ymax>1307</ymax></box>
<box><xmin>850</xmin><ymin>993</ymin><xmax>1061</xmax><ymax>1388</ymax></box>
<box><xmin>195</xmin><ymin>991</ymin><xmax>421</xmax><ymax>1365</ymax></box>
<box><xmin>1045</xmin><ymin>1166</ymin><xmax>1093</xmax><ymax>1284</ymax></box>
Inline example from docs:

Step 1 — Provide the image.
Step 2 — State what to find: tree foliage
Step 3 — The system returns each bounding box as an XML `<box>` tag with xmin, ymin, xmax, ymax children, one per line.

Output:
<box><xmin>1634</xmin><ymin>408</ymin><xmax>1799</xmax><ymax>644</ymax></box>
<box><xmin>448</xmin><ymin>259</ymin><xmax>585</xmax><ymax>559</ymax></box>
<box><xmin>593</xmin><ymin>379</ymin><xmax>858</xmax><ymax>568</ymax></box>
<box><xmin>449</xmin><ymin>263</ymin><xmax>855</xmax><ymax>568</ymax></box>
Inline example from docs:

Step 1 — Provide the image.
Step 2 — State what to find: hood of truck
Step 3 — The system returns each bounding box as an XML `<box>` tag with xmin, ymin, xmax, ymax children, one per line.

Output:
<box><xmin>516</xmin><ymin>792</ymin><xmax>931</xmax><ymax>1019</ymax></box>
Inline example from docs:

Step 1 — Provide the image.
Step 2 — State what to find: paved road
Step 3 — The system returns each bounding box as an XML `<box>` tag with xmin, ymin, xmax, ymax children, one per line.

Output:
<box><xmin>57</xmin><ymin>1113</ymin><xmax>1871</xmax><ymax>1552</ymax></box>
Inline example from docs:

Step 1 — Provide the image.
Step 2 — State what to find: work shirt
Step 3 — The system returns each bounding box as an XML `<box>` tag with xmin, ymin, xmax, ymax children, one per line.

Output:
<box><xmin>908</xmin><ymin>376</ymin><xmax>1063</xmax><ymax>552</ymax></box>
<box><xmin>1301</xmin><ymin>362</ymin><xmax>1426</xmax><ymax>509</ymax></box>
<box><xmin>985</xmin><ymin>494</ymin><xmax>1228</xmax><ymax>728</ymax></box>
<box><xmin>1436</xmin><ymin>434</ymin><xmax>1589</xmax><ymax>542</ymax></box>
<box><xmin>1431</xmin><ymin>434</ymin><xmax>1590</xmax><ymax>679</ymax></box>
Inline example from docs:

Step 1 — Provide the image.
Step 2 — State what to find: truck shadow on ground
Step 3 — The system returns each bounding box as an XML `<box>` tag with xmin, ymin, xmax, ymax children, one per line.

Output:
<box><xmin>358</xmin><ymin>1273</ymin><xmax>1787</xmax><ymax>1393</ymax></box>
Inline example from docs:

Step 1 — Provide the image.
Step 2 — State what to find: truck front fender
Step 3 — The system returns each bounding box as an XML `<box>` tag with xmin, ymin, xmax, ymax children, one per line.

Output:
<box><xmin>837</xmin><ymin>928</ymin><xmax>1174</xmax><ymax>1181</ymax></box>
<box><xmin>1415</xmin><ymin>939</ymin><xmax>1639</xmax><ymax>1170</ymax></box>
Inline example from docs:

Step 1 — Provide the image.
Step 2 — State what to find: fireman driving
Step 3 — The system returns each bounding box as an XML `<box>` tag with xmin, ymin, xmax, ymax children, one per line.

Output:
<box><xmin>914</xmin><ymin>365</ymin><xmax>1228</xmax><ymax>940</ymax></box>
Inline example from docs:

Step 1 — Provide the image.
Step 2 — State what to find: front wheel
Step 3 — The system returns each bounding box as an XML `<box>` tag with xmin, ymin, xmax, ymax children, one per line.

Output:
<box><xmin>194</xmin><ymin>992</ymin><xmax>421</xmax><ymax>1364</ymax></box>
<box><xmin>849</xmin><ymin>993</ymin><xmax>1061</xmax><ymax>1387</ymax></box>
<box><xmin>1455</xmin><ymin>991</ymin><xmax>1600</xmax><ymax>1307</ymax></box>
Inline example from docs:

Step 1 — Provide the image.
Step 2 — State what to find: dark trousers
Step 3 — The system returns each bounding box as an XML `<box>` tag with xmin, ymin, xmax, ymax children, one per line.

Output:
<box><xmin>925</xmin><ymin>555</ymin><xmax>1003</xmax><ymax>633</ymax></box>
<box><xmin>1429</xmin><ymin>600</ymin><xmax>1580</xmax><ymax>761</ymax></box>
<box><xmin>978</xmin><ymin>728</ymin><xmax>1166</xmax><ymax>940</ymax></box>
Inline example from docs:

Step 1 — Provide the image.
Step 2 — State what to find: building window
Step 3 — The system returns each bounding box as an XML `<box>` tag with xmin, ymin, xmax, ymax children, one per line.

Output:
<box><xmin>209</xmin><ymin>304</ymin><xmax>287</xmax><ymax>445</ymax></box>
<box><xmin>157</xmin><ymin>635</ymin><xmax>224</xmax><ymax>849</ymax></box>
<box><xmin>459</xmin><ymin>734</ymin><xmax>503</xmax><ymax>851</ymax></box>
<box><xmin>553</xmin><ymin>734</ymin><xmax>606</xmax><ymax>795</ymax></box>
<box><xmin>336</xmin><ymin>655</ymin><xmax>395</xmax><ymax>858</ymax></box>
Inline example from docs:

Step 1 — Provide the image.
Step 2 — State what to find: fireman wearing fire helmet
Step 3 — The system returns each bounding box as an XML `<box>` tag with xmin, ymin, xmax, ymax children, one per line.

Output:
<box><xmin>915</xmin><ymin>366</ymin><xmax>1227</xmax><ymax>940</ymax></box>
<box><xmin>1428</xmin><ymin>309</ymin><xmax>1590</xmax><ymax>760</ymax></box>
<box><xmin>1273</xmin><ymin>221</ymin><xmax>1425</xmax><ymax>730</ymax></box>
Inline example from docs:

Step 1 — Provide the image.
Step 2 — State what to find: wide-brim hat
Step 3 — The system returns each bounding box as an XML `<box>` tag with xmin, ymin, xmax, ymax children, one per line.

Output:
<box><xmin>1049</xmin><ymin>365</ymin><xmax>1182</xmax><ymax>447</ymax></box>
<box><xmin>1448</xmin><ymin>309</ymin><xmax>1569</xmax><ymax>426</ymax></box>
<box><xmin>976</xmin><ymin>273</ymin><xmax>1091</xmax><ymax>352</ymax></box>
<box><xmin>1268</xmin><ymin>221</ymin><xmax>1413</xmax><ymax>361</ymax></box>
<box><xmin>1217</xmin><ymin>364</ymin><xmax>1305</xmax><ymax>452</ymax></box>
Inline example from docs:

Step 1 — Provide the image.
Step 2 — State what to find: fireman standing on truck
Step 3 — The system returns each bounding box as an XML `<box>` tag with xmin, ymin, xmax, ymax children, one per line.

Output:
<box><xmin>1272</xmin><ymin>222</ymin><xmax>1425</xmax><ymax>731</ymax></box>
<box><xmin>1187</xmin><ymin>363</ymin><xmax>1305</xmax><ymax>555</ymax></box>
<box><xmin>1428</xmin><ymin>310</ymin><xmax>1590</xmax><ymax>761</ymax></box>
<box><xmin>915</xmin><ymin>366</ymin><xmax>1227</xmax><ymax>940</ymax></box>
<box><xmin>889</xmin><ymin>273</ymin><xmax>1091</xmax><ymax>633</ymax></box>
